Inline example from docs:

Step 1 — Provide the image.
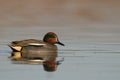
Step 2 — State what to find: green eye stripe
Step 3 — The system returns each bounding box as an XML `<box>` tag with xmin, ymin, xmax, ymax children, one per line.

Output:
<box><xmin>43</xmin><ymin>34</ymin><xmax>56</xmax><ymax>41</ymax></box>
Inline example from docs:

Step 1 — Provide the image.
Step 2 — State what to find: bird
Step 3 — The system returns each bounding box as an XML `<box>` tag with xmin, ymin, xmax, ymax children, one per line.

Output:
<box><xmin>8</xmin><ymin>32</ymin><xmax>65</xmax><ymax>52</ymax></box>
<box><xmin>8</xmin><ymin>32</ymin><xmax>64</xmax><ymax>60</ymax></box>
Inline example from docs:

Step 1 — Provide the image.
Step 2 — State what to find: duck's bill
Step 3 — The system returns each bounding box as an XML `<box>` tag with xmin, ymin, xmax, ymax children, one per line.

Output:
<box><xmin>57</xmin><ymin>42</ymin><xmax>65</xmax><ymax>46</ymax></box>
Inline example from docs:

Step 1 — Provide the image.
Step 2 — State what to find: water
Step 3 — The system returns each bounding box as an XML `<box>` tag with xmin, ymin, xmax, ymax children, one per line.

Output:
<box><xmin>0</xmin><ymin>25</ymin><xmax>120</xmax><ymax>80</ymax></box>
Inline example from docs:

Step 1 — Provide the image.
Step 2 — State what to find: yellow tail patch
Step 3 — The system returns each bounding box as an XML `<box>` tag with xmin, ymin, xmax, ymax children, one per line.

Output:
<box><xmin>11</xmin><ymin>46</ymin><xmax>22</xmax><ymax>51</ymax></box>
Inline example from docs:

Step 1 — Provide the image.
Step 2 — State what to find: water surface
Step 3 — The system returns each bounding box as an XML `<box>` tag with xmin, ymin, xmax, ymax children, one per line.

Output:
<box><xmin>0</xmin><ymin>26</ymin><xmax>120</xmax><ymax>80</ymax></box>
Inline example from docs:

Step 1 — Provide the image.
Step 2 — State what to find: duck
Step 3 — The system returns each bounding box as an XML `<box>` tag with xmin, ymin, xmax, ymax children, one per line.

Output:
<box><xmin>8</xmin><ymin>32</ymin><xmax>65</xmax><ymax>52</ymax></box>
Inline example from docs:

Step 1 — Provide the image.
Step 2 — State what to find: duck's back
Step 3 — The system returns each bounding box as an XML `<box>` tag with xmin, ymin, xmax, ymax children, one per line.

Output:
<box><xmin>11</xmin><ymin>39</ymin><xmax>44</xmax><ymax>46</ymax></box>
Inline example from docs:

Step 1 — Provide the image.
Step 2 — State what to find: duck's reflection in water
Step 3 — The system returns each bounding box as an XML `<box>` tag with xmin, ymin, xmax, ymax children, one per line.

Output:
<box><xmin>9</xmin><ymin>50</ymin><xmax>64</xmax><ymax>72</ymax></box>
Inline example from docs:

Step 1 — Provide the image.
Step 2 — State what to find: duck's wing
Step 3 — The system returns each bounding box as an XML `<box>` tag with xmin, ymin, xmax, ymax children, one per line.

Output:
<box><xmin>10</xmin><ymin>39</ymin><xmax>43</xmax><ymax>46</ymax></box>
<box><xmin>8</xmin><ymin>39</ymin><xmax>44</xmax><ymax>52</ymax></box>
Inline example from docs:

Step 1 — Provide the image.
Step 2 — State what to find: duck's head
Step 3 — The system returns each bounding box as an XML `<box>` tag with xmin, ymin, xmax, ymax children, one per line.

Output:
<box><xmin>43</xmin><ymin>32</ymin><xmax>64</xmax><ymax>46</ymax></box>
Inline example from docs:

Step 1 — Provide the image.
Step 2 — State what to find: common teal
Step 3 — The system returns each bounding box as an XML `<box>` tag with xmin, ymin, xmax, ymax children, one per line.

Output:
<box><xmin>8</xmin><ymin>32</ymin><xmax>64</xmax><ymax>52</ymax></box>
<box><xmin>9</xmin><ymin>32</ymin><xmax>64</xmax><ymax>72</ymax></box>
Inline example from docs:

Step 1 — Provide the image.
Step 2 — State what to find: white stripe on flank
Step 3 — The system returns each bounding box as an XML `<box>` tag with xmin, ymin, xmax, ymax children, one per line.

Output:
<box><xmin>28</xmin><ymin>43</ymin><xmax>46</xmax><ymax>46</ymax></box>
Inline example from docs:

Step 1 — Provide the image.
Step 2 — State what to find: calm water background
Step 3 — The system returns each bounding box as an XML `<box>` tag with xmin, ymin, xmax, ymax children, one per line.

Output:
<box><xmin>0</xmin><ymin>0</ymin><xmax>120</xmax><ymax>80</ymax></box>
<box><xmin>0</xmin><ymin>26</ymin><xmax>120</xmax><ymax>80</ymax></box>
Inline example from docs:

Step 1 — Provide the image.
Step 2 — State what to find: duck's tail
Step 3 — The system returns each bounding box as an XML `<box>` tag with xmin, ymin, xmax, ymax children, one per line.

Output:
<box><xmin>8</xmin><ymin>45</ymin><xmax>22</xmax><ymax>52</ymax></box>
